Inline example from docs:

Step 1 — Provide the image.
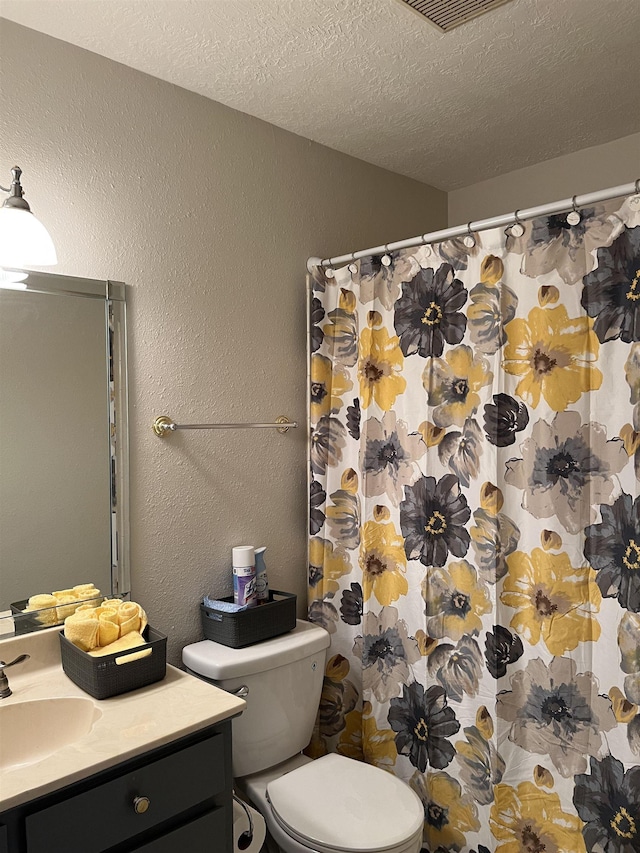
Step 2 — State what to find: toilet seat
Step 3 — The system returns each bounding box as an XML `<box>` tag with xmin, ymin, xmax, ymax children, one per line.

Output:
<box><xmin>266</xmin><ymin>753</ymin><xmax>424</xmax><ymax>853</ymax></box>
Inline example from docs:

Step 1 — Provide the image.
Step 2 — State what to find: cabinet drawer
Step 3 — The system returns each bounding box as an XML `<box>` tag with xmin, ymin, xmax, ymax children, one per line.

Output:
<box><xmin>132</xmin><ymin>807</ymin><xmax>226</xmax><ymax>852</ymax></box>
<box><xmin>26</xmin><ymin>733</ymin><xmax>225</xmax><ymax>853</ymax></box>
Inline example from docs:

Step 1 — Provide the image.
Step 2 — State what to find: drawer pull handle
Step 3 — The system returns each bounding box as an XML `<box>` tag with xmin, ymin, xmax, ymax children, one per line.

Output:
<box><xmin>133</xmin><ymin>796</ymin><xmax>151</xmax><ymax>815</ymax></box>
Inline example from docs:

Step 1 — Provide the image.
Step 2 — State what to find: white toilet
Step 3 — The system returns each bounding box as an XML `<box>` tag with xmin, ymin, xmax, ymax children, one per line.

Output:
<box><xmin>183</xmin><ymin>620</ymin><xmax>424</xmax><ymax>853</ymax></box>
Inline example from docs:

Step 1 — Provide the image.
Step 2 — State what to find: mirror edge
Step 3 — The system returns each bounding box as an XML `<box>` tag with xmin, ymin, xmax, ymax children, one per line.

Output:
<box><xmin>108</xmin><ymin>281</ymin><xmax>130</xmax><ymax>599</ymax></box>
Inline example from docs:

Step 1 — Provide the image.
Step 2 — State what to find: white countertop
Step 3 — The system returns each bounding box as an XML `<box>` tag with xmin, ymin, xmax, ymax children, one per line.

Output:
<box><xmin>0</xmin><ymin>626</ymin><xmax>245</xmax><ymax>811</ymax></box>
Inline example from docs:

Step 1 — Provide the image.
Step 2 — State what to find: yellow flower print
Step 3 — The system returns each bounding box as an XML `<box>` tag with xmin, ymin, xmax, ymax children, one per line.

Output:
<box><xmin>359</xmin><ymin>521</ymin><xmax>408</xmax><ymax>605</ymax></box>
<box><xmin>422</xmin><ymin>559</ymin><xmax>491</xmax><ymax>640</ymax></box>
<box><xmin>490</xmin><ymin>781</ymin><xmax>586</xmax><ymax>853</ymax></box>
<box><xmin>308</xmin><ymin>537</ymin><xmax>351</xmax><ymax>600</ymax></box>
<box><xmin>410</xmin><ymin>771</ymin><xmax>480</xmax><ymax>850</ymax></box>
<box><xmin>423</xmin><ymin>344</ymin><xmax>493</xmax><ymax>428</ymax></box>
<box><xmin>310</xmin><ymin>353</ymin><xmax>353</xmax><ymax>422</ymax></box>
<box><xmin>501</xmin><ymin>548</ymin><xmax>602</xmax><ymax>656</ymax></box>
<box><xmin>338</xmin><ymin>702</ymin><xmax>397</xmax><ymax>769</ymax></box>
<box><xmin>358</xmin><ymin>326</ymin><xmax>406</xmax><ymax>411</ymax></box>
<box><xmin>503</xmin><ymin>305</ymin><xmax>602</xmax><ymax>411</ymax></box>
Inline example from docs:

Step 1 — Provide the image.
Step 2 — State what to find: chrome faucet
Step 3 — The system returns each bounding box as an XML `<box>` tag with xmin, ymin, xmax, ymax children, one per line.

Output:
<box><xmin>0</xmin><ymin>654</ymin><xmax>30</xmax><ymax>698</ymax></box>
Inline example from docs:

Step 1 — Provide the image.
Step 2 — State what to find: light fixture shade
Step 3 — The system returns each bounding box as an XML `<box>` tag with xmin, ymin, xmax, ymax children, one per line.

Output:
<box><xmin>0</xmin><ymin>207</ymin><xmax>57</xmax><ymax>267</ymax></box>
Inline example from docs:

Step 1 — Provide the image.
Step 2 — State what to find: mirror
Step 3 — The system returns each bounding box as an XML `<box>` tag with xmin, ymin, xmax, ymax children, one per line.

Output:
<box><xmin>0</xmin><ymin>270</ymin><xmax>129</xmax><ymax>634</ymax></box>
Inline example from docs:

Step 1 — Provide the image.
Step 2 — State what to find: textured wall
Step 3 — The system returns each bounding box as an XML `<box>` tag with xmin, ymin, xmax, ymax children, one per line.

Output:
<box><xmin>448</xmin><ymin>132</ymin><xmax>640</xmax><ymax>225</ymax></box>
<box><xmin>0</xmin><ymin>21</ymin><xmax>446</xmax><ymax>663</ymax></box>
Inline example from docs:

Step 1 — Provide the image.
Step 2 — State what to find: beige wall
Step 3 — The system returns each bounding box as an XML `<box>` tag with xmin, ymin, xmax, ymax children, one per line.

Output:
<box><xmin>449</xmin><ymin>132</ymin><xmax>640</xmax><ymax>226</ymax></box>
<box><xmin>0</xmin><ymin>21</ymin><xmax>447</xmax><ymax>662</ymax></box>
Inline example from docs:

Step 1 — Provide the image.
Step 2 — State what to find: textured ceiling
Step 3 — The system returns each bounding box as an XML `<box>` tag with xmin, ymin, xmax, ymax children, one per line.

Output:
<box><xmin>2</xmin><ymin>0</ymin><xmax>639</xmax><ymax>190</ymax></box>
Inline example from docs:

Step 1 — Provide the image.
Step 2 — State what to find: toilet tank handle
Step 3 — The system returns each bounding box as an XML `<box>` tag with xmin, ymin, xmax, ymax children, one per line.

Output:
<box><xmin>227</xmin><ymin>684</ymin><xmax>249</xmax><ymax>698</ymax></box>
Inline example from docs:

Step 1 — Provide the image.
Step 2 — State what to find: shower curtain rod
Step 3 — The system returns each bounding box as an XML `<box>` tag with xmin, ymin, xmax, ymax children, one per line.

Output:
<box><xmin>307</xmin><ymin>179</ymin><xmax>640</xmax><ymax>272</ymax></box>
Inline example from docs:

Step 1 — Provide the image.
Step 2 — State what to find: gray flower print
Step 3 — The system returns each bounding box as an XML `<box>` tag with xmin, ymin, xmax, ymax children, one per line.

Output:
<box><xmin>496</xmin><ymin>656</ymin><xmax>617</xmax><ymax>777</ymax></box>
<box><xmin>427</xmin><ymin>635</ymin><xmax>483</xmax><ymax>702</ymax></box>
<box><xmin>505</xmin><ymin>410</ymin><xmax>628</xmax><ymax>534</ymax></box>
<box><xmin>360</xmin><ymin>411</ymin><xmax>425</xmax><ymax>507</ymax></box>
<box><xmin>353</xmin><ymin>607</ymin><xmax>421</xmax><ymax>702</ymax></box>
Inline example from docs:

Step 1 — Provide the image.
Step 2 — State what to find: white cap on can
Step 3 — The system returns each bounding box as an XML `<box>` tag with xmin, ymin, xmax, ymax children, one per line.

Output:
<box><xmin>232</xmin><ymin>545</ymin><xmax>255</xmax><ymax>568</ymax></box>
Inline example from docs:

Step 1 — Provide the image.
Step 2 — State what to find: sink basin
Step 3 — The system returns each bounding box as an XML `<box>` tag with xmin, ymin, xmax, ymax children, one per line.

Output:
<box><xmin>0</xmin><ymin>697</ymin><xmax>102</xmax><ymax>770</ymax></box>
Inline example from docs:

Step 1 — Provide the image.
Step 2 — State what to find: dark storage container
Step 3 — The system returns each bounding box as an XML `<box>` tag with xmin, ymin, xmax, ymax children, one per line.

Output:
<box><xmin>200</xmin><ymin>590</ymin><xmax>296</xmax><ymax>648</ymax></box>
<box><xmin>60</xmin><ymin>626</ymin><xmax>167</xmax><ymax>699</ymax></box>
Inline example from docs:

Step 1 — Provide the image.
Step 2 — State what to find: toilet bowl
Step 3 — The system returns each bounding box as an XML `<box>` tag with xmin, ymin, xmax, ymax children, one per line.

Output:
<box><xmin>241</xmin><ymin>753</ymin><xmax>423</xmax><ymax>853</ymax></box>
<box><xmin>183</xmin><ymin>620</ymin><xmax>424</xmax><ymax>853</ymax></box>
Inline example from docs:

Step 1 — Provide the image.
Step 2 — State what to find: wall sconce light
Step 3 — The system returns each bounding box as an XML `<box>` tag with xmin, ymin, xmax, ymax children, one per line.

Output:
<box><xmin>0</xmin><ymin>166</ymin><xmax>57</xmax><ymax>268</ymax></box>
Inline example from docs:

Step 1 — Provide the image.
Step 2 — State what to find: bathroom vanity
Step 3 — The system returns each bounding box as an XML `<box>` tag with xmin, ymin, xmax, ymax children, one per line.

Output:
<box><xmin>0</xmin><ymin>628</ymin><xmax>245</xmax><ymax>853</ymax></box>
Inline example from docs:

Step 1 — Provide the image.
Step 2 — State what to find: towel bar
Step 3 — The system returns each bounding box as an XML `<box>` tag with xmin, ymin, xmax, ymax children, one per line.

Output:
<box><xmin>152</xmin><ymin>415</ymin><xmax>298</xmax><ymax>437</ymax></box>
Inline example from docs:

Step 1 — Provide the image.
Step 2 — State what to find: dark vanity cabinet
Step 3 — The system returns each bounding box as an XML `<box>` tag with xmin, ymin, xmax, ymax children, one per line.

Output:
<box><xmin>0</xmin><ymin>721</ymin><xmax>232</xmax><ymax>853</ymax></box>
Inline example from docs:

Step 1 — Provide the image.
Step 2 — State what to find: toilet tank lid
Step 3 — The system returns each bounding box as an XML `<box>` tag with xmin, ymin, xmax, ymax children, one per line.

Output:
<box><xmin>182</xmin><ymin>619</ymin><xmax>330</xmax><ymax>681</ymax></box>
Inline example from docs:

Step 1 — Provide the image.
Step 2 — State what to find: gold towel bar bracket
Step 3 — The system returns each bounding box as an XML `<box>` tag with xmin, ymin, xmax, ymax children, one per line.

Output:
<box><xmin>152</xmin><ymin>415</ymin><xmax>298</xmax><ymax>437</ymax></box>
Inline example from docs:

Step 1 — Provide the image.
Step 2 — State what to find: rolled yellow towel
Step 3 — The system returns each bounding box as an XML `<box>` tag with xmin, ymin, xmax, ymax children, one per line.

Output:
<box><xmin>64</xmin><ymin>611</ymin><xmax>100</xmax><ymax>652</ymax></box>
<box><xmin>73</xmin><ymin>583</ymin><xmax>100</xmax><ymax>596</ymax></box>
<box><xmin>25</xmin><ymin>594</ymin><xmax>59</xmax><ymax>626</ymax></box>
<box><xmin>88</xmin><ymin>630</ymin><xmax>151</xmax><ymax>664</ymax></box>
<box><xmin>52</xmin><ymin>588</ymin><xmax>75</xmax><ymax>599</ymax></box>
<box><xmin>117</xmin><ymin>602</ymin><xmax>141</xmax><ymax>636</ymax></box>
<box><xmin>72</xmin><ymin>584</ymin><xmax>102</xmax><ymax>606</ymax></box>
<box><xmin>53</xmin><ymin>593</ymin><xmax>80</xmax><ymax>621</ymax></box>
<box><xmin>97</xmin><ymin>608</ymin><xmax>120</xmax><ymax>646</ymax></box>
<box><xmin>101</xmin><ymin>598</ymin><xmax>124</xmax><ymax>609</ymax></box>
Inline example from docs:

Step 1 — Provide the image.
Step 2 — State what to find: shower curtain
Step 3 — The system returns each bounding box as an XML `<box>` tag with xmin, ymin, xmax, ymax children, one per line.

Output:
<box><xmin>307</xmin><ymin>193</ymin><xmax>640</xmax><ymax>852</ymax></box>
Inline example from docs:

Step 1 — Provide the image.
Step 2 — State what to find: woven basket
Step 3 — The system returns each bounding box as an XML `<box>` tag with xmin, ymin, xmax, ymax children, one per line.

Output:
<box><xmin>200</xmin><ymin>590</ymin><xmax>296</xmax><ymax>648</ymax></box>
<box><xmin>59</xmin><ymin>626</ymin><xmax>167</xmax><ymax>699</ymax></box>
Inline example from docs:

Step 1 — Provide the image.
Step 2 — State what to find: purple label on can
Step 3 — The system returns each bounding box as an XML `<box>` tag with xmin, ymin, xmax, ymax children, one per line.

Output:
<box><xmin>234</xmin><ymin>571</ymin><xmax>257</xmax><ymax>607</ymax></box>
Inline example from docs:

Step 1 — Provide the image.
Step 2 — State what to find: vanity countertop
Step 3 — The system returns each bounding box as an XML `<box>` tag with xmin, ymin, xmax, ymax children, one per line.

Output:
<box><xmin>0</xmin><ymin>626</ymin><xmax>245</xmax><ymax>811</ymax></box>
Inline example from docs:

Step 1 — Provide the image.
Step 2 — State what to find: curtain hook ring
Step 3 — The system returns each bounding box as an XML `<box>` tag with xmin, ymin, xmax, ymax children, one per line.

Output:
<box><xmin>463</xmin><ymin>222</ymin><xmax>476</xmax><ymax>248</ymax></box>
<box><xmin>635</xmin><ymin>178</ymin><xmax>640</xmax><ymax>194</ymax></box>
<box><xmin>381</xmin><ymin>244</ymin><xmax>392</xmax><ymax>266</ymax></box>
<box><xmin>511</xmin><ymin>209</ymin><xmax>525</xmax><ymax>238</ymax></box>
<box><xmin>567</xmin><ymin>194</ymin><xmax>581</xmax><ymax>226</ymax></box>
<box><xmin>348</xmin><ymin>252</ymin><xmax>358</xmax><ymax>275</ymax></box>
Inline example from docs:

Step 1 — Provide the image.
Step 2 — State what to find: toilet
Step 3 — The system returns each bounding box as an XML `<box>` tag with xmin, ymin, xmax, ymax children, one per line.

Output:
<box><xmin>183</xmin><ymin>620</ymin><xmax>424</xmax><ymax>853</ymax></box>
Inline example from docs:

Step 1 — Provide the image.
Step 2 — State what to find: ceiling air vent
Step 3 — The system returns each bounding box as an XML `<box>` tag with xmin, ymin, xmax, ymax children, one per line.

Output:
<box><xmin>398</xmin><ymin>0</ymin><xmax>515</xmax><ymax>32</ymax></box>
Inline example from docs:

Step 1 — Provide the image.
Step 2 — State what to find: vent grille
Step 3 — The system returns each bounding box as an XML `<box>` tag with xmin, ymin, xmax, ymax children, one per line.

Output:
<box><xmin>399</xmin><ymin>0</ymin><xmax>515</xmax><ymax>32</ymax></box>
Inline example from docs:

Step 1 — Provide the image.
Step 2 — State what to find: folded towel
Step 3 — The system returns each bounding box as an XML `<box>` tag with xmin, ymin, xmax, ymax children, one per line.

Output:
<box><xmin>52</xmin><ymin>588</ymin><xmax>75</xmax><ymax>599</ymax></box>
<box><xmin>88</xmin><ymin>630</ymin><xmax>151</xmax><ymax>664</ymax></box>
<box><xmin>116</xmin><ymin>602</ymin><xmax>141</xmax><ymax>636</ymax></box>
<box><xmin>64</xmin><ymin>611</ymin><xmax>100</xmax><ymax>651</ymax></box>
<box><xmin>75</xmin><ymin>603</ymin><xmax>100</xmax><ymax>615</ymax></box>
<box><xmin>203</xmin><ymin>596</ymin><xmax>249</xmax><ymax>613</ymax></box>
<box><xmin>97</xmin><ymin>608</ymin><xmax>120</xmax><ymax>646</ymax></box>
<box><xmin>72</xmin><ymin>584</ymin><xmax>102</xmax><ymax>606</ymax></box>
<box><xmin>101</xmin><ymin>598</ymin><xmax>124</xmax><ymax>609</ymax></box>
<box><xmin>73</xmin><ymin>583</ymin><xmax>100</xmax><ymax>596</ymax></box>
<box><xmin>25</xmin><ymin>594</ymin><xmax>59</xmax><ymax>625</ymax></box>
<box><xmin>64</xmin><ymin>599</ymin><xmax>149</xmax><ymax>652</ymax></box>
<box><xmin>53</xmin><ymin>593</ymin><xmax>80</xmax><ymax>621</ymax></box>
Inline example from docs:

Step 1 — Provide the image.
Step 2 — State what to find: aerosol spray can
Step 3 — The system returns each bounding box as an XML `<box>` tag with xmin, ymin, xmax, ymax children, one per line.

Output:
<box><xmin>254</xmin><ymin>546</ymin><xmax>269</xmax><ymax>603</ymax></box>
<box><xmin>232</xmin><ymin>546</ymin><xmax>257</xmax><ymax>608</ymax></box>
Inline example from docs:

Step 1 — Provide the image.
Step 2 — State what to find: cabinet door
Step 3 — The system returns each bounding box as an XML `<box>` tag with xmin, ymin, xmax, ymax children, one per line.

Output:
<box><xmin>0</xmin><ymin>824</ymin><xmax>8</xmax><ymax>853</ymax></box>
<box><xmin>25</xmin><ymin>734</ymin><xmax>225</xmax><ymax>853</ymax></box>
<box><xmin>131</xmin><ymin>808</ymin><xmax>226</xmax><ymax>853</ymax></box>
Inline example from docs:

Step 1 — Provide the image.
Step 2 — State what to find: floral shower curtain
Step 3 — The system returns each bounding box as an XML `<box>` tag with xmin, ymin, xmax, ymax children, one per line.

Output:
<box><xmin>308</xmin><ymin>192</ymin><xmax>640</xmax><ymax>853</ymax></box>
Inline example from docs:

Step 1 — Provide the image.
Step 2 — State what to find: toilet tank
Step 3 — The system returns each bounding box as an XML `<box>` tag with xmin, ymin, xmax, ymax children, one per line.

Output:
<box><xmin>183</xmin><ymin>620</ymin><xmax>330</xmax><ymax>777</ymax></box>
